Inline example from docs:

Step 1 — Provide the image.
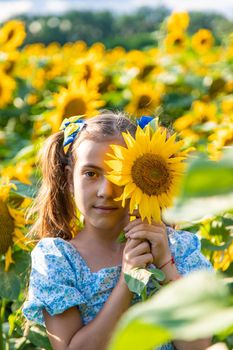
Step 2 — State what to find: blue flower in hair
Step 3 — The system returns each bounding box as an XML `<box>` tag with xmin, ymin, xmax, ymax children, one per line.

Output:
<box><xmin>136</xmin><ymin>116</ymin><xmax>154</xmax><ymax>129</ymax></box>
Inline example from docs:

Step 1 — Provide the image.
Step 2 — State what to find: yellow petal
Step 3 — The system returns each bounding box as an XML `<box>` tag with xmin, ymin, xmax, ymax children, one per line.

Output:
<box><xmin>124</xmin><ymin>182</ymin><xmax>137</xmax><ymax>198</ymax></box>
<box><xmin>105</xmin><ymin>174</ymin><xmax>131</xmax><ymax>186</ymax></box>
<box><xmin>150</xmin><ymin>196</ymin><xmax>161</xmax><ymax>223</ymax></box>
<box><xmin>4</xmin><ymin>246</ymin><xmax>14</xmax><ymax>272</ymax></box>
<box><xmin>122</xmin><ymin>131</ymin><xmax>135</xmax><ymax>148</ymax></box>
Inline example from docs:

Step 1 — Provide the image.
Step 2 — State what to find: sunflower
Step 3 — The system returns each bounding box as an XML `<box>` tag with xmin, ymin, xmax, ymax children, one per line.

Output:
<box><xmin>0</xmin><ymin>69</ymin><xmax>16</xmax><ymax>108</ymax></box>
<box><xmin>105</xmin><ymin>124</ymin><xmax>186</xmax><ymax>223</ymax></box>
<box><xmin>0</xmin><ymin>20</ymin><xmax>26</xmax><ymax>51</ymax></box>
<box><xmin>164</xmin><ymin>30</ymin><xmax>187</xmax><ymax>53</ymax></box>
<box><xmin>72</xmin><ymin>55</ymin><xmax>104</xmax><ymax>89</ymax></box>
<box><xmin>191</xmin><ymin>29</ymin><xmax>214</xmax><ymax>52</ymax></box>
<box><xmin>1</xmin><ymin>160</ymin><xmax>33</xmax><ymax>185</ymax></box>
<box><xmin>46</xmin><ymin>82</ymin><xmax>105</xmax><ymax>132</ymax></box>
<box><xmin>208</xmin><ymin>121</ymin><xmax>233</xmax><ymax>159</ymax></box>
<box><xmin>166</xmin><ymin>12</ymin><xmax>190</xmax><ymax>32</ymax></box>
<box><xmin>125</xmin><ymin>81</ymin><xmax>164</xmax><ymax>117</ymax></box>
<box><xmin>212</xmin><ymin>242</ymin><xmax>233</xmax><ymax>271</ymax></box>
<box><xmin>0</xmin><ymin>177</ymin><xmax>34</xmax><ymax>272</ymax></box>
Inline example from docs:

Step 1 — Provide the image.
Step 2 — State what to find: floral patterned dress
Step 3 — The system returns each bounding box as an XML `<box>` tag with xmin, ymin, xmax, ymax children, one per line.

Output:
<box><xmin>22</xmin><ymin>227</ymin><xmax>213</xmax><ymax>350</ymax></box>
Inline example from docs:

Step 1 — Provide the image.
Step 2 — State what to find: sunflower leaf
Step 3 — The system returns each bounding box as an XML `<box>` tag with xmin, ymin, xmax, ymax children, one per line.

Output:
<box><xmin>148</xmin><ymin>267</ymin><xmax>166</xmax><ymax>282</ymax></box>
<box><xmin>117</xmin><ymin>231</ymin><xmax>127</xmax><ymax>243</ymax></box>
<box><xmin>124</xmin><ymin>268</ymin><xmax>152</xmax><ymax>297</ymax></box>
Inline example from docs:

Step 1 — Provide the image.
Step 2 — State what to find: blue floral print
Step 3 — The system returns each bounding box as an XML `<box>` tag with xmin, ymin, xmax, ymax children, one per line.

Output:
<box><xmin>22</xmin><ymin>227</ymin><xmax>213</xmax><ymax>350</ymax></box>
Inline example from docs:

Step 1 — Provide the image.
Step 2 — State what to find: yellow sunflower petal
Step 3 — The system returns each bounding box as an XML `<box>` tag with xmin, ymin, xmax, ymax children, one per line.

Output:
<box><xmin>105</xmin><ymin>174</ymin><xmax>132</xmax><ymax>186</ymax></box>
<box><xmin>4</xmin><ymin>246</ymin><xmax>14</xmax><ymax>272</ymax></box>
<box><xmin>150</xmin><ymin>196</ymin><xmax>161</xmax><ymax>223</ymax></box>
<box><xmin>122</xmin><ymin>131</ymin><xmax>136</xmax><ymax>148</ymax></box>
<box><xmin>124</xmin><ymin>182</ymin><xmax>137</xmax><ymax>198</ymax></box>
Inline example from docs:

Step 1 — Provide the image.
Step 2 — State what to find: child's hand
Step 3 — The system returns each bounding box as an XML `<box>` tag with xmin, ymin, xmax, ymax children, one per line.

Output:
<box><xmin>124</xmin><ymin>211</ymin><xmax>171</xmax><ymax>268</ymax></box>
<box><xmin>121</xmin><ymin>238</ymin><xmax>153</xmax><ymax>274</ymax></box>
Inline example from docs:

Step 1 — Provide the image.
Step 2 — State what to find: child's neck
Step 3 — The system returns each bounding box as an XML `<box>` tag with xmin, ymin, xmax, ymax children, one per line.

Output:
<box><xmin>77</xmin><ymin>226</ymin><xmax>123</xmax><ymax>251</ymax></box>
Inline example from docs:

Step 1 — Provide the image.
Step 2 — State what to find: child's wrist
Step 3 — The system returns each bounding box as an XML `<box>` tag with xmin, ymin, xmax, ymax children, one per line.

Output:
<box><xmin>158</xmin><ymin>255</ymin><xmax>175</xmax><ymax>269</ymax></box>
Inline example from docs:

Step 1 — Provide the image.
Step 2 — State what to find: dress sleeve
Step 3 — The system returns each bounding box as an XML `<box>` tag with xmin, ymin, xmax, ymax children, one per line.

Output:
<box><xmin>22</xmin><ymin>238</ymin><xmax>86</xmax><ymax>326</ymax></box>
<box><xmin>168</xmin><ymin>228</ymin><xmax>214</xmax><ymax>276</ymax></box>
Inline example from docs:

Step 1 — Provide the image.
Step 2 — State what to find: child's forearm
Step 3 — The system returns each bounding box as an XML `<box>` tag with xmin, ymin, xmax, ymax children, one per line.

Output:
<box><xmin>67</xmin><ymin>274</ymin><xmax>133</xmax><ymax>350</ymax></box>
<box><xmin>173</xmin><ymin>338</ymin><xmax>212</xmax><ymax>350</ymax></box>
<box><xmin>160</xmin><ymin>259</ymin><xmax>181</xmax><ymax>284</ymax></box>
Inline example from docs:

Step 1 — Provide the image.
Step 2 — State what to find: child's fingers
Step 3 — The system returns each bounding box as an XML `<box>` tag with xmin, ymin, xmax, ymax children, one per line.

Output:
<box><xmin>129</xmin><ymin>240</ymin><xmax>151</xmax><ymax>257</ymax></box>
<box><xmin>124</xmin><ymin>219</ymin><xmax>166</xmax><ymax>237</ymax></box>
<box><xmin>128</xmin><ymin>209</ymin><xmax>140</xmax><ymax>218</ymax></box>
<box><xmin>133</xmin><ymin>253</ymin><xmax>154</xmax><ymax>268</ymax></box>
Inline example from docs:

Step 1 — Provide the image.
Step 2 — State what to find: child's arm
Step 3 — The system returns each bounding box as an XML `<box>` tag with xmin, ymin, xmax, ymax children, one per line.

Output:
<box><xmin>173</xmin><ymin>338</ymin><xmax>212</xmax><ymax>350</ymax></box>
<box><xmin>42</xmin><ymin>238</ymin><xmax>152</xmax><ymax>350</ymax></box>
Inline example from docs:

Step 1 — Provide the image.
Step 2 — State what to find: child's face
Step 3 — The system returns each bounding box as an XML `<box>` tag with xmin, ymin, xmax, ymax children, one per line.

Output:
<box><xmin>72</xmin><ymin>138</ymin><xmax>129</xmax><ymax>234</ymax></box>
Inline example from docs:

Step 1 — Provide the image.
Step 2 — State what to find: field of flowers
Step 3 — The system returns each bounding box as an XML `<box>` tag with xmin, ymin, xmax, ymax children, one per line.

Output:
<box><xmin>0</xmin><ymin>12</ymin><xmax>233</xmax><ymax>349</ymax></box>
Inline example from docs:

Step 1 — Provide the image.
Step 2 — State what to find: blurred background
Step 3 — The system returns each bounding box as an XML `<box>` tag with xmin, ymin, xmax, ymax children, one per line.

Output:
<box><xmin>0</xmin><ymin>1</ymin><xmax>233</xmax><ymax>349</ymax></box>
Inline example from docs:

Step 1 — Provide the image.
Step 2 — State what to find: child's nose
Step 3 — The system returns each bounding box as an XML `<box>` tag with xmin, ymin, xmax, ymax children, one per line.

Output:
<box><xmin>97</xmin><ymin>177</ymin><xmax>115</xmax><ymax>198</ymax></box>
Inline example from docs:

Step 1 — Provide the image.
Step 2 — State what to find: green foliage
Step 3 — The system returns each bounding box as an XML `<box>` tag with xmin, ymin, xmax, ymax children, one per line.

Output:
<box><xmin>165</xmin><ymin>148</ymin><xmax>233</xmax><ymax>222</ymax></box>
<box><xmin>7</xmin><ymin>6</ymin><xmax>232</xmax><ymax>50</ymax></box>
<box><xmin>108</xmin><ymin>271</ymin><xmax>233</xmax><ymax>350</ymax></box>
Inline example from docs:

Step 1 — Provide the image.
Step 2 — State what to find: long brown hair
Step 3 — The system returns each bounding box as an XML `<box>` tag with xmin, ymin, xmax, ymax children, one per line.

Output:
<box><xmin>26</xmin><ymin>110</ymin><xmax>137</xmax><ymax>242</ymax></box>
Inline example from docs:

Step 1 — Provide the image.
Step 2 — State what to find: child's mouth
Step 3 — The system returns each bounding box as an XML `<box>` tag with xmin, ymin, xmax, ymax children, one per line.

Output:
<box><xmin>93</xmin><ymin>206</ymin><xmax>118</xmax><ymax>213</ymax></box>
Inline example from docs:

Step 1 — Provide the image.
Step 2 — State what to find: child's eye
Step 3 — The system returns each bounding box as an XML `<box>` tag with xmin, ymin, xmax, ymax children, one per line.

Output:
<box><xmin>84</xmin><ymin>171</ymin><xmax>97</xmax><ymax>178</ymax></box>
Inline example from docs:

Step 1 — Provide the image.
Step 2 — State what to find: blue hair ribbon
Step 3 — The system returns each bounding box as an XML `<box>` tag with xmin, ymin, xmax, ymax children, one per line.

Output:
<box><xmin>59</xmin><ymin>115</ymin><xmax>85</xmax><ymax>154</ymax></box>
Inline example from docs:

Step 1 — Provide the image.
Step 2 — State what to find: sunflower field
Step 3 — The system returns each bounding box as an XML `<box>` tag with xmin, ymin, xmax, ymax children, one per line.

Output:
<box><xmin>0</xmin><ymin>11</ymin><xmax>233</xmax><ymax>350</ymax></box>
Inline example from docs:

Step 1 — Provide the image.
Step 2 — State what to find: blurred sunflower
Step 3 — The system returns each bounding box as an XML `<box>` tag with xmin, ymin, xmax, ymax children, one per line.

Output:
<box><xmin>174</xmin><ymin>101</ymin><xmax>217</xmax><ymax>131</ymax></box>
<box><xmin>191</xmin><ymin>29</ymin><xmax>214</xmax><ymax>52</ymax></box>
<box><xmin>72</xmin><ymin>55</ymin><xmax>104</xmax><ymax>88</ymax></box>
<box><xmin>221</xmin><ymin>97</ymin><xmax>233</xmax><ymax>114</ymax></box>
<box><xmin>105</xmin><ymin>124</ymin><xmax>186</xmax><ymax>223</ymax></box>
<box><xmin>164</xmin><ymin>30</ymin><xmax>187</xmax><ymax>53</ymax></box>
<box><xmin>208</xmin><ymin>121</ymin><xmax>233</xmax><ymax>159</ymax></box>
<box><xmin>166</xmin><ymin>12</ymin><xmax>190</xmax><ymax>32</ymax></box>
<box><xmin>125</xmin><ymin>81</ymin><xmax>164</xmax><ymax>117</ymax></box>
<box><xmin>0</xmin><ymin>69</ymin><xmax>16</xmax><ymax>108</ymax></box>
<box><xmin>0</xmin><ymin>178</ymin><xmax>33</xmax><ymax>272</ymax></box>
<box><xmin>0</xmin><ymin>20</ymin><xmax>26</xmax><ymax>51</ymax></box>
<box><xmin>1</xmin><ymin>160</ymin><xmax>33</xmax><ymax>185</ymax></box>
<box><xmin>212</xmin><ymin>242</ymin><xmax>233</xmax><ymax>271</ymax></box>
<box><xmin>46</xmin><ymin>82</ymin><xmax>105</xmax><ymax>132</ymax></box>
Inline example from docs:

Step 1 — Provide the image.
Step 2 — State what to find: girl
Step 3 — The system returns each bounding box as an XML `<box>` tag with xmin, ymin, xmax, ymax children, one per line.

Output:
<box><xmin>22</xmin><ymin>111</ymin><xmax>212</xmax><ymax>350</ymax></box>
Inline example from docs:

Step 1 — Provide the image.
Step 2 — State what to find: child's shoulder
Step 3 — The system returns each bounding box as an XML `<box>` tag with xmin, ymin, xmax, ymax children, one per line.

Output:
<box><xmin>31</xmin><ymin>236</ymin><xmax>80</xmax><ymax>267</ymax></box>
<box><xmin>32</xmin><ymin>236</ymin><xmax>73</xmax><ymax>254</ymax></box>
<box><xmin>166</xmin><ymin>226</ymin><xmax>200</xmax><ymax>260</ymax></box>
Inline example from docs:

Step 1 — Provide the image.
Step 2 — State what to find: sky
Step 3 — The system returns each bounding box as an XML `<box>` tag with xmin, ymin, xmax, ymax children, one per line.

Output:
<box><xmin>0</xmin><ymin>0</ymin><xmax>233</xmax><ymax>23</ymax></box>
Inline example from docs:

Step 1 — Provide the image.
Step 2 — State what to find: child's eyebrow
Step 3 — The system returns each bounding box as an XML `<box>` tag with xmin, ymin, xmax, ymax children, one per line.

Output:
<box><xmin>81</xmin><ymin>164</ymin><xmax>103</xmax><ymax>171</ymax></box>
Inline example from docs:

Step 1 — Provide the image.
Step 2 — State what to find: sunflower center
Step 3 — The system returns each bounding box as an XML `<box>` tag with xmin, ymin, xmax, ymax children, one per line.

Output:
<box><xmin>63</xmin><ymin>98</ymin><xmax>87</xmax><ymax>118</ymax></box>
<box><xmin>7</xmin><ymin>29</ymin><xmax>15</xmax><ymax>42</ymax></box>
<box><xmin>83</xmin><ymin>65</ymin><xmax>92</xmax><ymax>81</ymax></box>
<box><xmin>0</xmin><ymin>200</ymin><xmax>14</xmax><ymax>254</ymax></box>
<box><xmin>174</xmin><ymin>38</ymin><xmax>183</xmax><ymax>46</ymax></box>
<box><xmin>200</xmin><ymin>38</ymin><xmax>207</xmax><ymax>45</ymax></box>
<box><xmin>131</xmin><ymin>153</ymin><xmax>172</xmax><ymax>196</ymax></box>
<box><xmin>137</xmin><ymin>95</ymin><xmax>151</xmax><ymax>109</ymax></box>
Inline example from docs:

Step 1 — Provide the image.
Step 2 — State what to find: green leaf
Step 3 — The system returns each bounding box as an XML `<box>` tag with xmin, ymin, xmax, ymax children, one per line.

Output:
<box><xmin>28</xmin><ymin>325</ymin><xmax>52</xmax><ymax>349</ymax></box>
<box><xmin>0</xmin><ymin>268</ymin><xmax>21</xmax><ymax>300</ymax></box>
<box><xmin>181</xmin><ymin>148</ymin><xmax>233</xmax><ymax>198</ymax></box>
<box><xmin>10</xmin><ymin>180</ymin><xmax>37</xmax><ymax>199</ymax></box>
<box><xmin>117</xmin><ymin>231</ymin><xmax>127</xmax><ymax>243</ymax></box>
<box><xmin>148</xmin><ymin>268</ymin><xmax>166</xmax><ymax>282</ymax></box>
<box><xmin>164</xmin><ymin>148</ymin><xmax>233</xmax><ymax>222</ymax></box>
<box><xmin>201</xmin><ymin>238</ymin><xmax>233</xmax><ymax>251</ymax></box>
<box><xmin>124</xmin><ymin>268</ymin><xmax>152</xmax><ymax>297</ymax></box>
<box><xmin>108</xmin><ymin>271</ymin><xmax>233</xmax><ymax>350</ymax></box>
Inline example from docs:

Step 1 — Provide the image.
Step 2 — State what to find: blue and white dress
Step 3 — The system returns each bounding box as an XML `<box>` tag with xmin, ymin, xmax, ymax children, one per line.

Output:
<box><xmin>22</xmin><ymin>227</ymin><xmax>213</xmax><ymax>350</ymax></box>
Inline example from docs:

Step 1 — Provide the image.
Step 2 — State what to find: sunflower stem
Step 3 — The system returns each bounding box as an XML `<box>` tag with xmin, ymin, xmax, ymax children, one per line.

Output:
<box><xmin>0</xmin><ymin>298</ymin><xmax>6</xmax><ymax>350</ymax></box>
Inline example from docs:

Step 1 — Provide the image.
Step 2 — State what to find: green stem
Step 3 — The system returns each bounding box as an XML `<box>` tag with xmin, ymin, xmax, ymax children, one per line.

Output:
<box><xmin>0</xmin><ymin>298</ymin><xmax>6</xmax><ymax>350</ymax></box>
